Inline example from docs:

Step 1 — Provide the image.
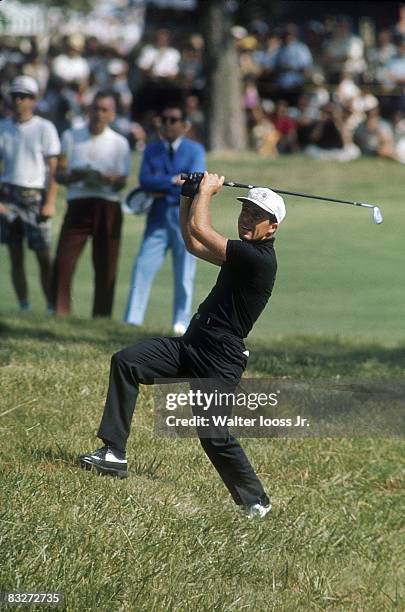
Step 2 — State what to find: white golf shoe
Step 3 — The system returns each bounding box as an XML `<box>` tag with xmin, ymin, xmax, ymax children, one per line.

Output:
<box><xmin>245</xmin><ymin>502</ymin><xmax>272</xmax><ymax>519</ymax></box>
<box><xmin>79</xmin><ymin>446</ymin><xmax>128</xmax><ymax>478</ymax></box>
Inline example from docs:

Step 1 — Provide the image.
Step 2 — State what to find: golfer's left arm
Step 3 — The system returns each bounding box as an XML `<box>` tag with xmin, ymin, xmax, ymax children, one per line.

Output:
<box><xmin>189</xmin><ymin>172</ymin><xmax>228</xmax><ymax>263</ymax></box>
<box><xmin>180</xmin><ymin>194</ymin><xmax>223</xmax><ymax>266</ymax></box>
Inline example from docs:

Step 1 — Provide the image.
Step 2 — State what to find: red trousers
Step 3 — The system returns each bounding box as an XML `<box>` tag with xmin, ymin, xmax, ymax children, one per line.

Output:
<box><xmin>52</xmin><ymin>198</ymin><xmax>122</xmax><ymax>317</ymax></box>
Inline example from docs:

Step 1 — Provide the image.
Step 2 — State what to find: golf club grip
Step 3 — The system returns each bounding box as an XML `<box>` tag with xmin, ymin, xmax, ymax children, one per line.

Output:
<box><xmin>180</xmin><ymin>173</ymin><xmax>200</xmax><ymax>180</ymax></box>
<box><xmin>180</xmin><ymin>173</ymin><xmax>255</xmax><ymax>189</ymax></box>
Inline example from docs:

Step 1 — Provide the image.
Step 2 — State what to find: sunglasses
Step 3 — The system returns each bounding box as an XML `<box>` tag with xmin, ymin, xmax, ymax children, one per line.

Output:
<box><xmin>161</xmin><ymin>116</ymin><xmax>182</xmax><ymax>125</ymax></box>
<box><xmin>11</xmin><ymin>93</ymin><xmax>34</xmax><ymax>100</ymax></box>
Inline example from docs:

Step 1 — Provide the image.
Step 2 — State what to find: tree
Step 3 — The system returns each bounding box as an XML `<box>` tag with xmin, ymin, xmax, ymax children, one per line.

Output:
<box><xmin>201</xmin><ymin>0</ymin><xmax>247</xmax><ymax>151</ymax></box>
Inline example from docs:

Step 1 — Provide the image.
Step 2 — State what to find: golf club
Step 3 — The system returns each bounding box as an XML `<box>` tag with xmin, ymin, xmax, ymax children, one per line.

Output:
<box><xmin>180</xmin><ymin>173</ymin><xmax>384</xmax><ymax>224</ymax></box>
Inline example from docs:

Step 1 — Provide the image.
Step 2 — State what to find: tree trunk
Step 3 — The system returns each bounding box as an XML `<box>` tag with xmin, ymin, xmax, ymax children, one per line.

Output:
<box><xmin>202</xmin><ymin>0</ymin><xmax>247</xmax><ymax>151</ymax></box>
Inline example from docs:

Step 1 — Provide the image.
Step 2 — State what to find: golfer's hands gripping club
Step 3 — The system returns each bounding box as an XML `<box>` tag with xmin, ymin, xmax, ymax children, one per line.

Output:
<box><xmin>199</xmin><ymin>172</ymin><xmax>225</xmax><ymax>196</ymax></box>
<box><xmin>180</xmin><ymin>172</ymin><xmax>204</xmax><ymax>198</ymax></box>
<box><xmin>181</xmin><ymin>171</ymin><xmax>224</xmax><ymax>199</ymax></box>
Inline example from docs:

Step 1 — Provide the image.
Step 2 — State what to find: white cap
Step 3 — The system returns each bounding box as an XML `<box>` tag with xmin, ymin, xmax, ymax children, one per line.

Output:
<box><xmin>237</xmin><ymin>187</ymin><xmax>286</xmax><ymax>224</ymax></box>
<box><xmin>10</xmin><ymin>75</ymin><xmax>39</xmax><ymax>97</ymax></box>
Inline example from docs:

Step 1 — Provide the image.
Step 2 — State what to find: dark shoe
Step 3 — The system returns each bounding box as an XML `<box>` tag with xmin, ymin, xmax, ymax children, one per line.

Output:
<box><xmin>79</xmin><ymin>446</ymin><xmax>128</xmax><ymax>479</ymax></box>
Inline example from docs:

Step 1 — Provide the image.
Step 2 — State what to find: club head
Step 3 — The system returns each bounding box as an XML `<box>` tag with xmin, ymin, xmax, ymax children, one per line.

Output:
<box><xmin>373</xmin><ymin>206</ymin><xmax>383</xmax><ymax>224</ymax></box>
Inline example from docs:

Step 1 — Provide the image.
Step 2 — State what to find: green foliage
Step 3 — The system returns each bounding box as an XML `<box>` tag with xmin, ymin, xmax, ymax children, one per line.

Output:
<box><xmin>16</xmin><ymin>0</ymin><xmax>94</xmax><ymax>14</ymax></box>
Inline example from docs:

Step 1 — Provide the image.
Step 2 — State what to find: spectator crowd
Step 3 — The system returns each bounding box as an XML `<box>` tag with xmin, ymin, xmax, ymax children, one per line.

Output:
<box><xmin>1</xmin><ymin>9</ymin><xmax>405</xmax><ymax>319</ymax></box>
<box><xmin>0</xmin><ymin>9</ymin><xmax>405</xmax><ymax>163</ymax></box>
<box><xmin>238</xmin><ymin>13</ymin><xmax>405</xmax><ymax>163</ymax></box>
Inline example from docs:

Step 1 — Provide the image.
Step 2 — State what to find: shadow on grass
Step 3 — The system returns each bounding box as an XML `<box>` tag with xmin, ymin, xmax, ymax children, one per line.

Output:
<box><xmin>25</xmin><ymin>445</ymin><xmax>79</xmax><ymax>468</ymax></box>
<box><xmin>23</xmin><ymin>444</ymin><xmax>166</xmax><ymax>481</ymax></box>
<box><xmin>131</xmin><ymin>455</ymin><xmax>164</xmax><ymax>479</ymax></box>
<box><xmin>1</xmin><ymin>316</ymin><xmax>405</xmax><ymax>377</ymax></box>
<box><xmin>0</xmin><ymin>316</ymin><xmax>165</xmax><ymax>349</ymax></box>
<box><xmin>248</xmin><ymin>339</ymin><xmax>405</xmax><ymax>377</ymax></box>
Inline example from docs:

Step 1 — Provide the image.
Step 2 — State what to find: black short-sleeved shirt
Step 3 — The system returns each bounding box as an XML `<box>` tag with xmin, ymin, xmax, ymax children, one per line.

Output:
<box><xmin>197</xmin><ymin>238</ymin><xmax>277</xmax><ymax>338</ymax></box>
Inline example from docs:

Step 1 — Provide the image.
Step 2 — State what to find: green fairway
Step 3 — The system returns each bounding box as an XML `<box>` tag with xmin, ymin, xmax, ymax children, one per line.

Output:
<box><xmin>1</xmin><ymin>154</ymin><xmax>404</xmax><ymax>610</ymax></box>
<box><xmin>0</xmin><ymin>153</ymin><xmax>404</xmax><ymax>342</ymax></box>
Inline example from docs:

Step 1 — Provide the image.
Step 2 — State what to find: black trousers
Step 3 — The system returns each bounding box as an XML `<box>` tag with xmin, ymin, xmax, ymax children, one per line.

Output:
<box><xmin>97</xmin><ymin>318</ymin><xmax>269</xmax><ymax>507</ymax></box>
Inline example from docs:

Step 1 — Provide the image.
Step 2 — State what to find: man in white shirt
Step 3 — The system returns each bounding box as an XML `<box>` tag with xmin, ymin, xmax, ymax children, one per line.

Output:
<box><xmin>386</xmin><ymin>39</ymin><xmax>405</xmax><ymax>89</ymax></box>
<box><xmin>137</xmin><ymin>29</ymin><xmax>181</xmax><ymax>79</ymax></box>
<box><xmin>323</xmin><ymin>18</ymin><xmax>365</xmax><ymax>84</ymax></box>
<box><xmin>0</xmin><ymin>76</ymin><xmax>60</xmax><ymax>312</ymax></box>
<box><xmin>52</xmin><ymin>34</ymin><xmax>90</xmax><ymax>86</ymax></box>
<box><xmin>52</xmin><ymin>91</ymin><xmax>131</xmax><ymax>318</ymax></box>
<box><xmin>135</xmin><ymin>29</ymin><xmax>181</xmax><ymax>118</ymax></box>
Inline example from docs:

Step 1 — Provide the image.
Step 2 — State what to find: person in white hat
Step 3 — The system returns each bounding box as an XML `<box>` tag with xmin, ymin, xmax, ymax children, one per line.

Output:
<box><xmin>80</xmin><ymin>172</ymin><xmax>285</xmax><ymax>520</ymax></box>
<box><xmin>236</xmin><ymin>185</ymin><xmax>286</xmax><ymax>227</ymax></box>
<box><xmin>0</xmin><ymin>76</ymin><xmax>60</xmax><ymax>313</ymax></box>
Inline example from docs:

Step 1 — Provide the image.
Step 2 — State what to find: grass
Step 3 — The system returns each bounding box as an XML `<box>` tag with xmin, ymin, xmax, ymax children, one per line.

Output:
<box><xmin>0</xmin><ymin>152</ymin><xmax>404</xmax><ymax>342</ymax></box>
<box><xmin>0</xmin><ymin>154</ymin><xmax>404</xmax><ymax>610</ymax></box>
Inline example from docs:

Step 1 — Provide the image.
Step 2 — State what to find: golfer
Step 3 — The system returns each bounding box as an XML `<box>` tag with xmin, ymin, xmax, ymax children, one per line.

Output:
<box><xmin>80</xmin><ymin>172</ymin><xmax>286</xmax><ymax>518</ymax></box>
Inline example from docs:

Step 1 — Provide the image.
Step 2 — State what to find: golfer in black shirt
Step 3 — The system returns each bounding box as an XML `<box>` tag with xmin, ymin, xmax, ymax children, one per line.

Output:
<box><xmin>80</xmin><ymin>172</ymin><xmax>286</xmax><ymax>518</ymax></box>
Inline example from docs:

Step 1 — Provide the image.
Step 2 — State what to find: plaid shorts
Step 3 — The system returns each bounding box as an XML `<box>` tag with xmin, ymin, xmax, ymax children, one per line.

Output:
<box><xmin>0</xmin><ymin>184</ymin><xmax>51</xmax><ymax>251</ymax></box>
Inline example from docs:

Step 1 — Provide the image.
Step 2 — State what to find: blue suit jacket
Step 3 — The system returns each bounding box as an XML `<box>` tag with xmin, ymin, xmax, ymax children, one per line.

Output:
<box><xmin>139</xmin><ymin>138</ymin><xmax>206</xmax><ymax>216</ymax></box>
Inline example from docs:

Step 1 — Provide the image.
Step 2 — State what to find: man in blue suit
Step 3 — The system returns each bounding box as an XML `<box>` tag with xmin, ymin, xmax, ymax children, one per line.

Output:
<box><xmin>124</xmin><ymin>105</ymin><xmax>206</xmax><ymax>333</ymax></box>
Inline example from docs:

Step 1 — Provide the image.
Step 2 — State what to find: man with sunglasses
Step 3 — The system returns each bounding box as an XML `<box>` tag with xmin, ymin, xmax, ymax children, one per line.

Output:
<box><xmin>52</xmin><ymin>91</ymin><xmax>131</xmax><ymax>317</ymax></box>
<box><xmin>124</xmin><ymin>105</ymin><xmax>206</xmax><ymax>335</ymax></box>
<box><xmin>0</xmin><ymin>76</ymin><xmax>60</xmax><ymax>313</ymax></box>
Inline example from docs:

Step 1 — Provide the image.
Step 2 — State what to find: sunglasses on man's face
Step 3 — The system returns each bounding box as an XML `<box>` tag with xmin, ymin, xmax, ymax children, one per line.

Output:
<box><xmin>11</xmin><ymin>93</ymin><xmax>34</xmax><ymax>100</ymax></box>
<box><xmin>161</xmin><ymin>116</ymin><xmax>182</xmax><ymax>125</ymax></box>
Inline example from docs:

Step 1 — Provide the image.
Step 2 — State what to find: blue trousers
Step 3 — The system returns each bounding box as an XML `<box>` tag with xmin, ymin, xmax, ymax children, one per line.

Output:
<box><xmin>124</xmin><ymin>205</ymin><xmax>196</xmax><ymax>327</ymax></box>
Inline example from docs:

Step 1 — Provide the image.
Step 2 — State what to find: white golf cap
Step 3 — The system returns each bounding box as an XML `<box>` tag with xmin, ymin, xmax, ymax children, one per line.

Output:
<box><xmin>237</xmin><ymin>187</ymin><xmax>286</xmax><ymax>224</ymax></box>
<box><xmin>10</xmin><ymin>75</ymin><xmax>39</xmax><ymax>97</ymax></box>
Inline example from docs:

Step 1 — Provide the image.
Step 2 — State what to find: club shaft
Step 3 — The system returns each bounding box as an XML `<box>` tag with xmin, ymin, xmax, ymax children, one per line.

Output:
<box><xmin>223</xmin><ymin>181</ymin><xmax>373</xmax><ymax>209</ymax></box>
<box><xmin>180</xmin><ymin>174</ymin><xmax>377</xmax><ymax>209</ymax></box>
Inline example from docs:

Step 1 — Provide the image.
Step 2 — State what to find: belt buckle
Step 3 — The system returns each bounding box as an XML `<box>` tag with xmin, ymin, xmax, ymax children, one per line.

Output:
<box><xmin>194</xmin><ymin>313</ymin><xmax>211</xmax><ymax>326</ymax></box>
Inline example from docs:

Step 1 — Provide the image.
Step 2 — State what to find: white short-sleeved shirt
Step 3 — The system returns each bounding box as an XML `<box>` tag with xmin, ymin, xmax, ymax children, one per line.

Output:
<box><xmin>0</xmin><ymin>115</ymin><xmax>60</xmax><ymax>189</ymax></box>
<box><xmin>137</xmin><ymin>45</ymin><xmax>180</xmax><ymax>77</ymax></box>
<box><xmin>61</xmin><ymin>125</ymin><xmax>131</xmax><ymax>202</ymax></box>
<box><xmin>52</xmin><ymin>54</ymin><xmax>90</xmax><ymax>83</ymax></box>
